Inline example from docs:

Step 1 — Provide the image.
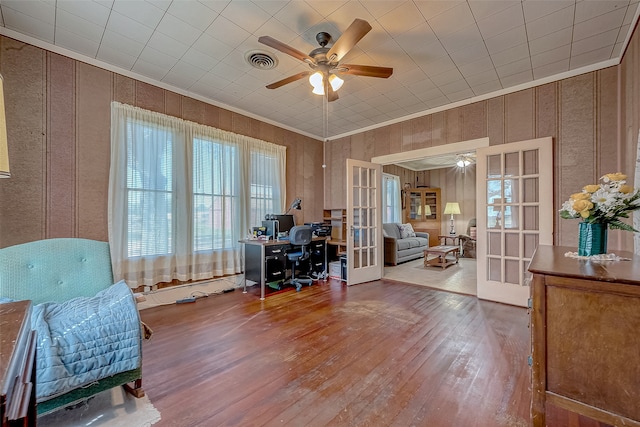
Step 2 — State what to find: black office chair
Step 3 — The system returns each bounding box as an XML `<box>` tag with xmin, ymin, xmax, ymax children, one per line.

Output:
<box><xmin>287</xmin><ymin>225</ymin><xmax>313</xmax><ymax>291</ymax></box>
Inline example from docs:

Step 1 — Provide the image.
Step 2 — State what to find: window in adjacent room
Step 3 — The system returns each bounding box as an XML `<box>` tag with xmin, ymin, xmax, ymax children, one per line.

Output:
<box><xmin>382</xmin><ymin>173</ymin><xmax>401</xmax><ymax>223</ymax></box>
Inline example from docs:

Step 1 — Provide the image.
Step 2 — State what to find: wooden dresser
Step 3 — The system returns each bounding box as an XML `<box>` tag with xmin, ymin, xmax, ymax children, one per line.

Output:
<box><xmin>0</xmin><ymin>300</ymin><xmax>36</xmax><ymax>427</ymax></box>
<box><xmin>528</xmin><ymin>245</ymin><xmax>640</xmax><ymax>427</ymax></box>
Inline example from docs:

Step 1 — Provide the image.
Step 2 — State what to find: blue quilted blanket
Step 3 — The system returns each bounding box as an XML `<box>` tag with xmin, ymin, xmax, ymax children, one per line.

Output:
<box><xmin>31</xmin><ymin>280</ymin><xmax>141</xmax><ymax>402</ymax></box>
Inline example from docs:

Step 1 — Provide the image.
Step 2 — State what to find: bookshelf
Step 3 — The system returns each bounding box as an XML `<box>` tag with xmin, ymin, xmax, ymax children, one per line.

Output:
<box><xmin>404</xmin><ymin>187</ymin><xmax>441</xmax><ymax>247</ymax></box>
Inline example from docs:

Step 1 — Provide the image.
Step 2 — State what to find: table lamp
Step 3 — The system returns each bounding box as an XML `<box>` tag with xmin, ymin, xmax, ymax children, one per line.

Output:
<box><xmin>0</xmin><ymin>75</ymin><xmax>9</xmax><ymax>178</ymax></box>
<box><xmin>443</xmin><ymin>202</ymin><xmax>460</xmax><ymax>235</ymax></box>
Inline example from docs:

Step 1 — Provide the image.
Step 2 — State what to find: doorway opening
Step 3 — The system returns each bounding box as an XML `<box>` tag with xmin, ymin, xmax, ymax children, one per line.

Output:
<box><xmin>371</xmin><ymin>138</ymin><xmax>489</xmax><ymax>295</ymax></box>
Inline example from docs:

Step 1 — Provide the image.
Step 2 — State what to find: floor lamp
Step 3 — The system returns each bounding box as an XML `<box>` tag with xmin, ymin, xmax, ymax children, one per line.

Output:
<box><xmin>444</xmin><ymin>202</ymin><xmax>460</xmax><ymax>235</ymax></box>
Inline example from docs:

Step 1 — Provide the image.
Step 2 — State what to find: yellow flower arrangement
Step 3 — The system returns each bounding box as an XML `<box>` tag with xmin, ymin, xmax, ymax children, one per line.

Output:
<box><xmin>560</xmin><ymin>173</ymin><xmax>640</xmax><ymax>232</ymax></box>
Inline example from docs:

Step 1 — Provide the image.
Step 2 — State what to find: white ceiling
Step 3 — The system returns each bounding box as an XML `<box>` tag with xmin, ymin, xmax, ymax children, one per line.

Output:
<box><xmin>0</xmin><ymin>0</ymin><xmax>638</xmax><ymax>141</ymax></box>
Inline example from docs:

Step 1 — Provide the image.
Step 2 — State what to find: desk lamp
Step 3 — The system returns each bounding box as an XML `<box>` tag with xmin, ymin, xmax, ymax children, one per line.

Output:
<box><xmin>443</xmin><ymin>202</ymin><xmax>460</xmax><ymax>235</ymax></box>
<box><xmin>285</xmin><ymin>198</ymin><xmax>302</xmax><ymax>214</ymax></box>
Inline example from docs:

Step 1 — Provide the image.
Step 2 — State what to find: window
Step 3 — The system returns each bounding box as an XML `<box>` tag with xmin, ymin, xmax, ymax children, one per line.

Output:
<box><xmin>110</xmin><ymin>102</ymin><xmax>286</xmax><ymax>287</ymax></box>
<box><xmin>193</xmin><ymin>137</ymin><xmax>239</xmax><ymax>252</ymax></box>
<box><xmin>126</xmin><ymin>121</ymin><xmax>174</xmax><ymax>257</ymax></box>
<box><xmin>249</xmin><ymin>150</ymin><xmax>281</xmax><ymax>227</ymax></box>
<box><xmin>382</xmin><ymin>173</ymin><xmax>401</xmax><ymax>223</ymax></box>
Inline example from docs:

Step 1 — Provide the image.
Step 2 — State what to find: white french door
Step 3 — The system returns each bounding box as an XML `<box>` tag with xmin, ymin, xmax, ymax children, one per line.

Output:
<box><xmin>476</xmin><ymin>137</ymin><xmax>553</xmax><ymax>307</ymax></box>
<box><xmin>346</xmin><ymin>159</ymin><xmax>383</xmax><ymax>285</ymax></box>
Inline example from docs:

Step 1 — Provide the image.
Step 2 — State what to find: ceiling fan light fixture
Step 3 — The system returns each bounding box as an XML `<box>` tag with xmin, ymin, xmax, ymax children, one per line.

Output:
<box><xmin>309</xmin><ymin>71</ymin><xmax>326</xmax><ymax>95</ymax></box>
<box><xmin>455</xmin><ymin>153</ymin><xmax>474</xmax><ymax>168</ymax></box>
<box><xmin>329</xmin><ymin>74</ymin><xmax>343</xmax><ymax>91</ymax></box>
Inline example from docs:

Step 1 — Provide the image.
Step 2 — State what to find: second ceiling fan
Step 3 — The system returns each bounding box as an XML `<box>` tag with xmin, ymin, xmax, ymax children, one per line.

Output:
<box><xmin>258</xmin><ymin>18</ymin><xmax>393</xmax><ymax>102</ymax></box>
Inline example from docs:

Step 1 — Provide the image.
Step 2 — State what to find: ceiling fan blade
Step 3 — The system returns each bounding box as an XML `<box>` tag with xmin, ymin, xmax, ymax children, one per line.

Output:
<box><xmin>266</xmin><ymin>71</ymin><xmax>312</xmax><ymax>89</ymax></box>
<box><xmin>337</xmin><ymin>64</ymin><xmax>393</xmax><ymax>78</ymax></box>
<box><xmin>258</xmin><ymin>36</ymin><xmax>315</xmax><ymax>63</ymax></box>
<box><xmin>326</xmin><ymin>18</ymin><xmax>372</xmax><ymax>62</ymax></box>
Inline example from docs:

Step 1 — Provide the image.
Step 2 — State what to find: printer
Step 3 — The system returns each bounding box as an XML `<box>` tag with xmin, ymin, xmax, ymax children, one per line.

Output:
<box><xmin>305</xmin><ymin>222</ymin><xmax>332</xmax><ymax>237</ymax></box>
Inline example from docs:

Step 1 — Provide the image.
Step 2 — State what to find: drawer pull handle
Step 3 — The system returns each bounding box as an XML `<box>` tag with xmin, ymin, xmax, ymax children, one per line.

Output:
<box><xmin>272</xmin><ymin>249</ymin><xmax>282</xmax><ymax>254</ymax></box>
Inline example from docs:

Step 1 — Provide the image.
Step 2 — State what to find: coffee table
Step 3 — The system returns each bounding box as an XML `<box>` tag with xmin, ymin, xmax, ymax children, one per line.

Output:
<box><xmin>424</xmin><ymin>245</ymin><xmax>460</xmax><ymax>269</ymax></box>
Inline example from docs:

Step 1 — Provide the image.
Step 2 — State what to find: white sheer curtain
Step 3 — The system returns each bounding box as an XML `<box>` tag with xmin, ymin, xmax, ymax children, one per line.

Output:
<box><xmin>382</xmin><ymin>173</ymin><xmax>401</xmax><ymax>223</ymax></box>
<box><xmin>109</xmin><ymin>102</ymin><xmax>286</xmax><ymax>287</ymax></box>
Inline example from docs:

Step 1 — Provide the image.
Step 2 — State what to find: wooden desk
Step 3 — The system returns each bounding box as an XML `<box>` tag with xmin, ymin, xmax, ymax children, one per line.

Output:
<box><xmin>240</xmin><ymin>237</ymin><xmax>326</xmax><ymax>299</ymax></box>
<box><xmin>0</xmin><ymin>300</ymin><xmax>36</xmax><ymax>427</ymax></box>
<box><xmin>528</xmin><ymin>245</ymin><xmax>640</xmax><ymax>427</ymax></box>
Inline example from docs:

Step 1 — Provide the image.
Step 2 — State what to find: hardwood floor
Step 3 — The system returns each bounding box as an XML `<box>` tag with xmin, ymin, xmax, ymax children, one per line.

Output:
<box><xmin>140</xmin><ymin>279</ymin><xmax>534</xmax><ymax>426</ymax></box>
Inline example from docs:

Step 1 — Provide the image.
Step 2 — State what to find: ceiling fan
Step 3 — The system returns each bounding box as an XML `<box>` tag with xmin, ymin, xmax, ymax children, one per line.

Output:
<box><xmin>258</xmin><ymin>18</ymin><xmax>393</xmax><ymax>102</ymax></box>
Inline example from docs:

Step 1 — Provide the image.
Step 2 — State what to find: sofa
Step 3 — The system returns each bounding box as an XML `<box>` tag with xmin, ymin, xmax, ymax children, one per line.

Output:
<box><xmin>0</xmin><ymin>238</ymin><xmax>144</xmax><ymax>415</ymax></box>
<box><xmin>383</xmin><ymin>223</ymin><xmax>430</xmax><ymax>265</ymax></box>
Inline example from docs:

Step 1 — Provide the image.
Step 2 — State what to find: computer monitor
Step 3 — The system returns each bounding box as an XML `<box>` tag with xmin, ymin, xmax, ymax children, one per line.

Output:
<box><xmin>273</xmin><ymin>214</ymin><xmax>295</xmax><ymax>235</ymax></box>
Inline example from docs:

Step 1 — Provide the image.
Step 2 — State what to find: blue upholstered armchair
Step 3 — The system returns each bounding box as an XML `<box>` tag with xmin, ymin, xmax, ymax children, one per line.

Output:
<box><xmin>0</xmin><ymin>238</ymin><xmax>144</xmax><ymax>415</ymax></box>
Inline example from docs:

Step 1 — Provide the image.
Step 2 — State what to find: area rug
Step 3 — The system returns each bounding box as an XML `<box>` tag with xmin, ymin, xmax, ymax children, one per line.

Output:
<box><xmin>384</xmin><ymin>257</ymin><xmax>477</xmax><ymax>296</ymax></box>
<box><xmin>38</xmin><ymin>387</ymin><xmax>161</xmax><ymax>427</ymax></box>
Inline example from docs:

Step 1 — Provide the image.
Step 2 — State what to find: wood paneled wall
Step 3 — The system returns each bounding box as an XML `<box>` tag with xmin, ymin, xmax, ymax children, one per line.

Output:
<box><xmin>325</xmin><ymin>21</ymin><xmax>640</xmax><ymax>252</ymax></box>
<box><xmin>0</xmin><ymin>36</ymin><xmax>323</xmax><ymax>248</ymax></box>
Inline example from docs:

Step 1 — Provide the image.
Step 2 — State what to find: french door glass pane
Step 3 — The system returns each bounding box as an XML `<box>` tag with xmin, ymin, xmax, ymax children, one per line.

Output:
<box><xmin>487</xmin><ymin>180</ymin><xmax>502</xmax><ymax>203</ymax></box>
<box><xmin>523</xmin><ymin>177</ymin><xmax>539</xmax><ymax>203</ymax></box>
<box><xmin>523</xmin><ymin>261</ymin><xmax>533</xmax><ymax>286</ymax></box>
<box><xmin>489</xmin><ymin>258</ymin><xmax>501</xmax><ymax>281</ymax></box>
<box><xmin>524</xmin><ymin>234</ymin><xmax>539</xmax><ymax>257</ymax></box>
<box><xmin>488</xmin><ymin>154</ymin><xmax>501</xmax><ymax>176</ymax></box>
<box><xmin>523</xmin><ymin>149</ymin><xmax>539</xmax><ymax>175</ymax></box>
<box><xmin>523</xmin><ymin>206</ymin><xmax>539</xmax><ymax>230</ymax></box>
<box><xmin>505</xmin><ymin>259</ymin><xmax>520</xmax><ymax>284</ymax></box>
<box><xmin>488</xmin><ymin>232</ymin><xmax>501</xmax><ymax>255</ymax></box>
<box><xmin>487</xmin><ymin>206</ymin><xmax>501</xmax><ymax>229</ymax></box>
<box><xmin>505</xmin><ymin>206</ymin><xmax>519</xmax><ymax>229</ymax></box>
<box><xmin>505</xmin><ymin>152</ymin><xmax>519</xmax><ymax>176</ymax></box>
<box><xmin>507</xmin><ymin>178</ymin><xmax>519</xmax><ymax>203</ymax></box>
<box><xmin>505</xmin><ymin>233</ymin><xmax>519</xmax><ymax>257</ymax></box>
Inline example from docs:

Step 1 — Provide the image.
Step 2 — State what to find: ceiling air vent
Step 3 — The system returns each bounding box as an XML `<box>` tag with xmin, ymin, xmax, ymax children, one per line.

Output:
<box><xmin>245</xmin><ymin>50</ymin><xmax>278</xmax><ymax>70</ymax></box>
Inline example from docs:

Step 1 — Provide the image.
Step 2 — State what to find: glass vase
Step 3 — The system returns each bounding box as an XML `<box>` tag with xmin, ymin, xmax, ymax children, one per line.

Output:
<box><xmin>578</xmin><ymin>222</ymin><xmax>608</xmax><ymax>256</ymax></box>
